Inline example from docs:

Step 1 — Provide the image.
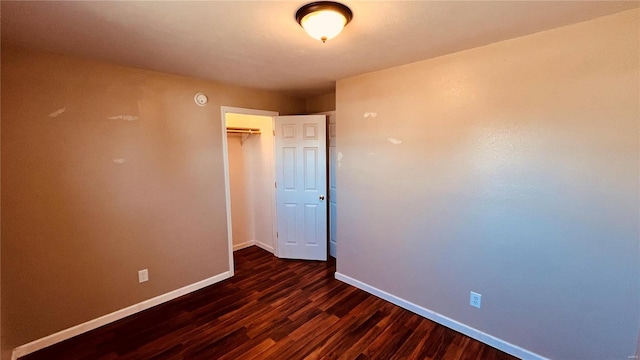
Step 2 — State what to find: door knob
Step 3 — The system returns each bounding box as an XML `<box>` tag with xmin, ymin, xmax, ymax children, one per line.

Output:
<box><xmin>319</xmin><ymin>195</ymin><xmax>325</xmax><ymax>200</ymax></box>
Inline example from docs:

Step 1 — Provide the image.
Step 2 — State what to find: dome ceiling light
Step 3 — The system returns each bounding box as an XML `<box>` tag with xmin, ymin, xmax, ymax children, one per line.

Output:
<box><xmin>295</xmin><ymin>1</ymin><xmax>353</xmax><ymax>43</ymax></box>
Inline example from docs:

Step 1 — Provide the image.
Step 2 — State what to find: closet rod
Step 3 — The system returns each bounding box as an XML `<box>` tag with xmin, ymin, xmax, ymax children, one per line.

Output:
<box><xmin>226</xmin><ymin>126</ymin><xmax>261</xmax><ymax>146</ymax></box>
<box><xmin>226</xmin><ymin>127</ymin><xmax>261</xmax><ymax>135</ymax></box>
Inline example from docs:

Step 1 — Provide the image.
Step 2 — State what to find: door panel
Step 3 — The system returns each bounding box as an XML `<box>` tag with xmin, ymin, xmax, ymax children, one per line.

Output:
<box><xmin>283</xmin><ymin>148</ymin><xmax>296</xmax><ymax>189</ymax></box>
<box><xmin>275</xmin><ymin>115</ymin><xmax>327</xmax><ymax>260</ymax></box>
<box><xmin>303</xmin><ymin>149</ymin><xmax>314</xmax><ymax>189</ymax></box>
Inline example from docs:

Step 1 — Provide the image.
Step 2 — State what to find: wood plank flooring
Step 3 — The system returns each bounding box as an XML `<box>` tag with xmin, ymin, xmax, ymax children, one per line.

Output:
<box><xmin>23</xmin><ymin>246</ymin><xmax>519</xmax><ymax>360</ymax></box>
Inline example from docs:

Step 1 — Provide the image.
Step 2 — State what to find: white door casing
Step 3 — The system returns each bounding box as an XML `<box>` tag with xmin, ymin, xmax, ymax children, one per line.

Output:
<box><xmin>275</xmin><ymin>115</ymin><xmax>327</xmax><ymax>261</ymax></box>
<box><xmin>327</xmin><ymin>112</ymin><xmax>337</xmax><ymax>258</ymax></box>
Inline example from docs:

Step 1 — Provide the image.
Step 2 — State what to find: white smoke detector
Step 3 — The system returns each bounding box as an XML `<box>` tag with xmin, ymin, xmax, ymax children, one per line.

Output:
<box><xmin>194</xmin><ymin>93</ymin><xmax>208</xmax><ymax>106</ymax></box>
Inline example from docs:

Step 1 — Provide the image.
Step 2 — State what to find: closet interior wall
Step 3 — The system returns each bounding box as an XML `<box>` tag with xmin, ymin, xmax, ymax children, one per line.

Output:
<box><xmin>225</xmin><ymin>114</ymin><xmax>275</xmax><ymax>252</ymax></box>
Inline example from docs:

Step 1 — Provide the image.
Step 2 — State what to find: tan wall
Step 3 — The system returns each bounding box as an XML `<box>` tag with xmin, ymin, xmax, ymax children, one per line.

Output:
<box><xmin>336</xmin><ymin>9</ymin><xmax>639</xmax><ymax>360</ymax></box>
<box><xmin>0</xmin><ymin>47</ymin><xmax>305</xmax><ymax>350</ymax></box>
<box><xmin>306</xmin><ymin>93</ymin><xmax>335</xmax><ymax>113</ymax></box>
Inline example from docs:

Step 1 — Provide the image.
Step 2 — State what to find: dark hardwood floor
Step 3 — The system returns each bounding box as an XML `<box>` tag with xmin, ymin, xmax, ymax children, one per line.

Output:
<box><xmin>24</xmin><ymin>246</ymin><xmax>519</xmax><ymax>360</ymax></box>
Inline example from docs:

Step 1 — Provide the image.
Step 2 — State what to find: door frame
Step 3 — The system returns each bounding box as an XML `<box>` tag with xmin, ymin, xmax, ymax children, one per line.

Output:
<box><xmin>312</xmin><ymin>111</ymin><xmax>336</xmax><ymax>258</ymax></box>
<box><xmin>220</xmin><ymin>106</ymin><xmax>279</xmax><ymax>273</ymax></box>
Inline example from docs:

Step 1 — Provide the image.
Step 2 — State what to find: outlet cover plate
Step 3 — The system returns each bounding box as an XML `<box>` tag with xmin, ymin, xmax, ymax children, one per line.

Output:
<box><xmin>138</xmin><ymin>269</ymin><xmax>149</xmax><ymax>283</ymax></box>
<box><xmin>470</xmin><ymin>291</ymin><xmax>481</xmax><ymax>308</ymax></box>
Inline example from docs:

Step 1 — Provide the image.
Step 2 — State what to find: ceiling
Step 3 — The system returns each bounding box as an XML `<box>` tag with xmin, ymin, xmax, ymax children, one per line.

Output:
<box><xmin>1</xmin><ymin>1</ymin><xmax>637</xmax><ymax>98</ymax></box>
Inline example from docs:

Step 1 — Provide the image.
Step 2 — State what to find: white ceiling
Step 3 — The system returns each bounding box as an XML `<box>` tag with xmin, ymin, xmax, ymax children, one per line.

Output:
<box><xmin>1</xmin><ymin>1</ymin><xmax>637</xmax><ymax>98</ymax></box>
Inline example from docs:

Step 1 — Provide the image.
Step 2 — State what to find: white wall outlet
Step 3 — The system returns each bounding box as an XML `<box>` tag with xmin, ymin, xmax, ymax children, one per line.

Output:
<box><xmin>470</xmin><ymin>291</ymin><xmax>481</xmax><ymax>308</ymax></box>
<box><xmin>138</xmin><ymin>269</ymin><xmax>149</xmax><ymax>283</ymax></box>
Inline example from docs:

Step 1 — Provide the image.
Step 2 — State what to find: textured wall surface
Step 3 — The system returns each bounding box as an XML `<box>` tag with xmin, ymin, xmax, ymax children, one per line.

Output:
<box><xmin>336</xmin><ymin>9</ymin><xmax>639</xmax><ymax>360</ymax></box>
<box><xmin>1</xmin><ymin>47</ymin><xmax>304</xmax><ymax>350</ymax></box>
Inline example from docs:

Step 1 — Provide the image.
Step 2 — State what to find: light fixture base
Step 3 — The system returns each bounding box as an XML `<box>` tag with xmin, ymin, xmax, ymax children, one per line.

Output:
<box><xmin>295</xmin><ymin>2</ymin><xmax>353</xmax><ymax>25</ymax></box>
<box><xmin>296</xmin><ymin>1</ymin><xmax>353</xmax><ymax>43</ymax></box>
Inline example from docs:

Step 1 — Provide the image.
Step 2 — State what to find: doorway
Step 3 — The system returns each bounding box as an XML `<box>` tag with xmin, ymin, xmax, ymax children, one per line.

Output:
<box><xmin>221</xmin><ymin>107</ymin><xmax>278</xmax><ymax>272</ymax></box>
<box><xmin>314</xmin><ymin>111</ymin><xmax>337</xmax><ymax>258</ymax></box>
<box><xmin>221</xmin><ymin>107</ymin><xmax>330</xmax><ymax>267</ymax></box>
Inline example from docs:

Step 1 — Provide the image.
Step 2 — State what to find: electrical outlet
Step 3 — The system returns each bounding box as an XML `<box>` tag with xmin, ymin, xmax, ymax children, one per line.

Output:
<box><xmin>138</xmin><ymin>269</ymin><xmax>149</xmax><ymax>283</ymax></box>
<box><xmin>470</xmin><ymin>291</ymin><xmax>481</xmax><ymax>308</ymax></box>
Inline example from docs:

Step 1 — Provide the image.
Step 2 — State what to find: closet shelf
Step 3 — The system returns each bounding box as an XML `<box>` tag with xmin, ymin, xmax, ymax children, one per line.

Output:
<box><xmin>226</xmin><ymin>127</ymin><xmax>261</xmax><ymax>134</ymax></box>
<box><xmin>226</xmin><ymin>127</ymin><xmax>261</xmax><ymax>145</ymax></box>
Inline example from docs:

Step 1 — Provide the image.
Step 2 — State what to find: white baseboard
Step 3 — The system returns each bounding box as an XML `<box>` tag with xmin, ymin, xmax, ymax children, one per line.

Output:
<box><xmin>12</xmin><ymin>271</ymin><xmax>233</xmax><ymax>360</ymax></box>
<box><xmin>254</xmin><ymin>241</ymin><xmax>274</xmax><ymax>254</ymax></box>
<box><xmin>334</xmin><ymin>272</ymin><xmax>549</xmax><ymax>360</ymax></box>
<box><xmin>233</xmin><ymin>240</ymin><xmax>255</xmax><ymax>251</ymax></box>
<box><xmin>232</xmin><ymin>241</ymin><xmax>273</xmax><ymax>254</ymax></box>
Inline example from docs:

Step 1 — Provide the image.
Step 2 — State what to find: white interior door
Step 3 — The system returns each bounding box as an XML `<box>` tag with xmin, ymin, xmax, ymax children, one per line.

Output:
<box><xmin>275</xmin><ymin>115</ymin><xmax>327</xmax><ymax>260</ymax></box>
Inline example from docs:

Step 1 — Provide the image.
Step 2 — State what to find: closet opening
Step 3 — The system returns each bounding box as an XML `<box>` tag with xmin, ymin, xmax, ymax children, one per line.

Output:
<box><xmin>221</xmin><ymin>107</ymin><xmax>278</xmax><ymax>272</ymax></box>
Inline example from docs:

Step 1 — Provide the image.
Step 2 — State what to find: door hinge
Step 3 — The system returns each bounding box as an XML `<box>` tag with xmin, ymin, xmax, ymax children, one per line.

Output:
<box><xmin>275</xmin><ymin>182</ymin><xmax>277</xmax><ymax>188</ymax></box>
<box><xmin>273</xmin><ymin>130</ymin><xmax>275</xmax><ymax>136</ymax></box>
<box><xmin>277</xmin><ymin>232</ymin><xmax>279</xmax><ymax>238</ymax></box>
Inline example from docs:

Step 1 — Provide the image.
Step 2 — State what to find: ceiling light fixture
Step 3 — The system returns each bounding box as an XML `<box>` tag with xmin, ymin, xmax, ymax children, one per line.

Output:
<box><xmin>296</xmin><ymin>1</ymin><xmax>353</xmax><ymax>43</ymax></box>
